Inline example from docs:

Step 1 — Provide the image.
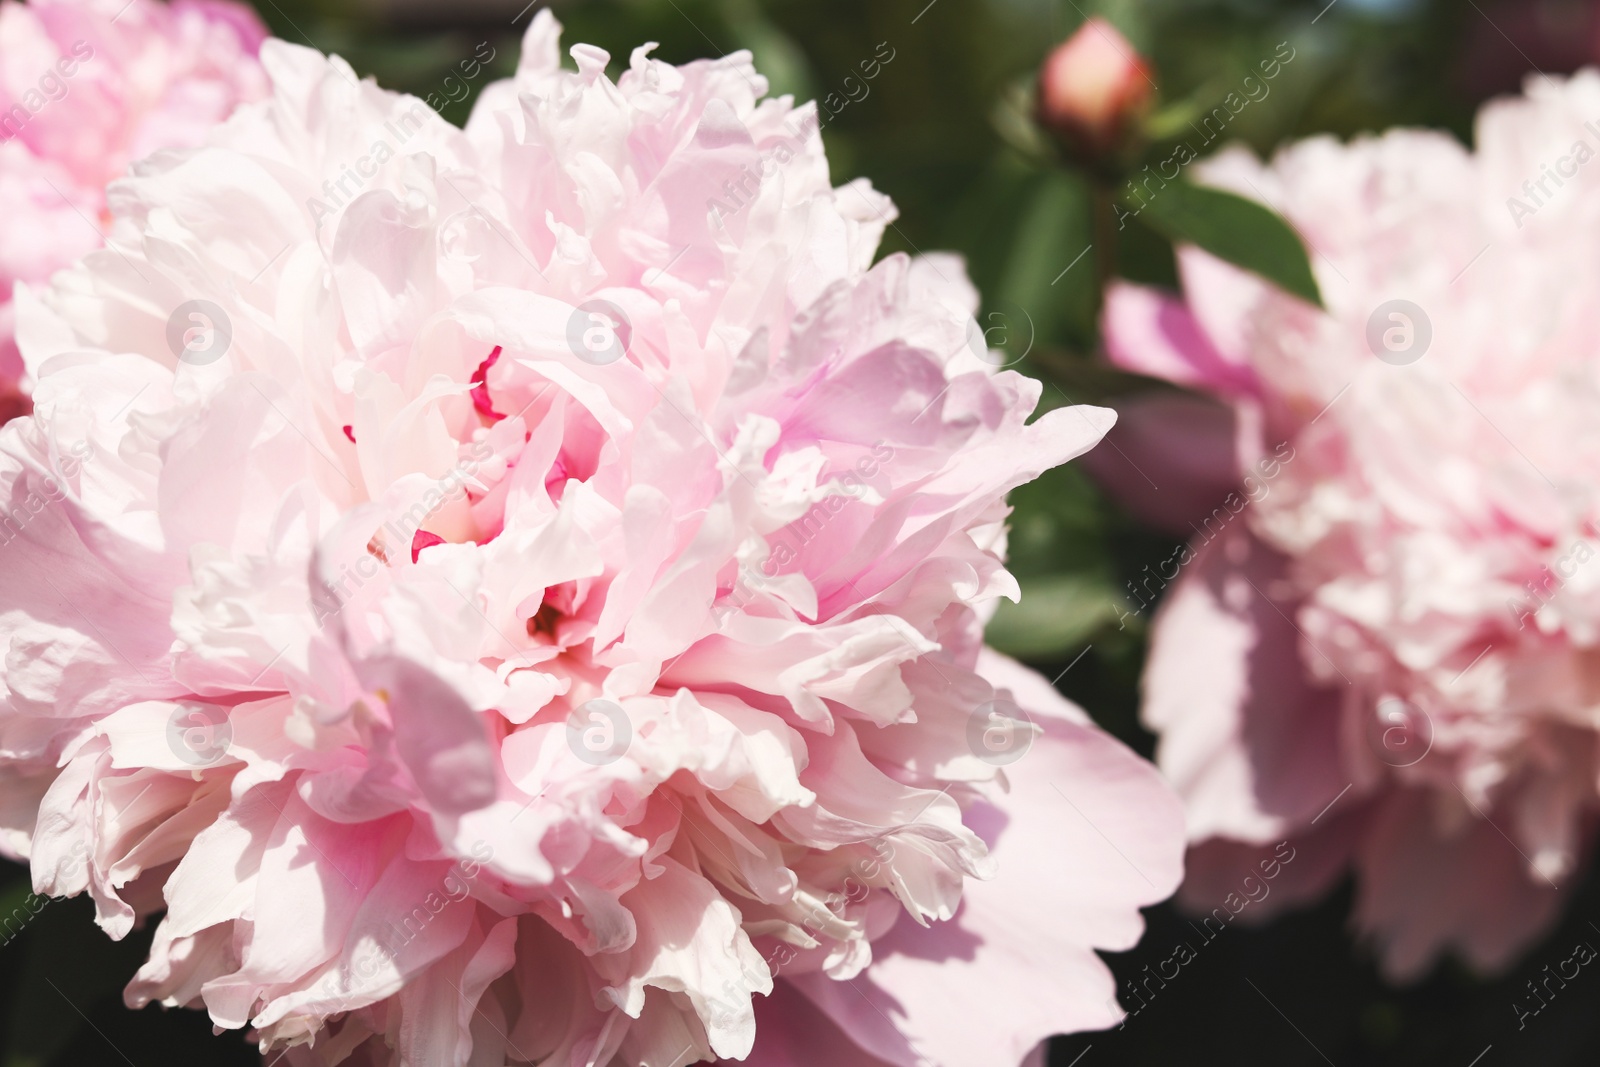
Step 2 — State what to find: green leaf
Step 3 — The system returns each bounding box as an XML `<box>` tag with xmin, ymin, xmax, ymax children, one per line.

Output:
<box><xmin>1130</xmin><ymin>179</ymin><xmax>1323</xmax><ymax>307</ymax></box>
<box><xmin>992</xmin><ymin>169</ymin><xmax>1096</xmax><ymax>349</ymax></box>
<box><xmin>989</xmin><ymin>80</ymin><xmax>1053</xmax><ymax>163</ymax></box>
<box><xmin>985</xmin><ymin>573</ymin><xmax>1133</xmax><ymax>660</ymax></box>
<box><xmin>1003</xmin><ymin>462</ymin><xmax>1118</xmax><ymax>579</ymax></box>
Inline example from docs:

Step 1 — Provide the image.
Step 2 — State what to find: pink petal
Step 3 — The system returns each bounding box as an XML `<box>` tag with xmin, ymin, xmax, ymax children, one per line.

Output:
<box><xmin>1143</xmin><ymin>524</ymin><xmax>1347</xmax><ymax>844</ymax></box>
<box><xmin>1101</xmin><ymin>281</ymin><xmax>1260</xmax><ymax>399</ymax></box>
<box><xmin>792</xmin><ymin>651</ymin><xmax>1185</xmax><ymax>1067</ymax></box>
<box><xmin>1077</xmin><ymin>389</ymin><xmax>1240</xmax><ymax>535</ymax></box>
<box><xmin>1355</xmin><ymin>789</ymin><xmax>1568</xmax><ymax>981</ymax></box>
<box><xmin>740</xmin><ymin>981</ymin><xmax>898</xmax><ymax>1067</ymax></box>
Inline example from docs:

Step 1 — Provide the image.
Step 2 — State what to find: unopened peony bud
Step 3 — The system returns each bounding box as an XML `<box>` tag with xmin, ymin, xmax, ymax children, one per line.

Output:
<box><xmin>1036</xmin><ymin>18</ymin><xmax>1154</xmax><ymax>167</ymax></box>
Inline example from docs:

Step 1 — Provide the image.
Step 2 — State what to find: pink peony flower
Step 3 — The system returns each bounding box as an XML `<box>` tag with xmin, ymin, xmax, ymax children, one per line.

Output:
<box><xmin>1</xmin><ymin>11</ymin><xmax>1183</xmax><ymax>1065</ymax></box>
<box><xmin>0</xmin><ymin>0</ymin><xmax>267</xmax><ymax>412</ymax></box>
<box><xmin>1102</xmin><ymin>70</ymin><xmax>1600</xmax><ymax>979</ymax></box>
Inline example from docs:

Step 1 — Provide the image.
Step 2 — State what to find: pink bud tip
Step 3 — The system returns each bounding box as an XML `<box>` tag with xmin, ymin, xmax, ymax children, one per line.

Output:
<box><xmin>1037</xmin><ymin>18</ymin><xmax>1154</xmax><ymax>163</ymax></box>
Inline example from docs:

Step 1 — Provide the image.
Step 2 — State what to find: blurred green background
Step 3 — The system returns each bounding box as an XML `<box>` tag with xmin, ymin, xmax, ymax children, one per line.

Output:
<box><xmin>6</xmin><ymin>0</ymin><xmax>1600</xmax><ymax>1063</ymax></box>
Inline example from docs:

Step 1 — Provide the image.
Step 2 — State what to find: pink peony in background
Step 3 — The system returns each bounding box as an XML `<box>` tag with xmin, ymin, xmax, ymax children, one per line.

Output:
<box><xmin>0</xmin><ymin>11</ymin><xmax>1183</xmax><ymax>1065</ymax></box>
<box><xmin>0</xmin><ymin>0</ymin><xmax>268</xmax><ymax>417</ymax></box>
<box><xmin>1102</xmin><ymin>69</ymin><xmax>1600</xmax><ymax>979</ymax></box>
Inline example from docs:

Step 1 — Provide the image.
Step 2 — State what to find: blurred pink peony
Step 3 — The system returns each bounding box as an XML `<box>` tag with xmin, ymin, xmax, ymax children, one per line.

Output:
<box><xmin>1</xmin><ymin>11</ymin><xmax>1183</xmax><ymax>1065</ymax></box>
<box><xmin>0</xmin><ymin>0</ymin><xmax>267</xmax><ymax>413</ymax></box>
<box><xmin>1102</xmin><ymin>70</ymin><xmax>1600</xmax><ymax>979</ymax></box>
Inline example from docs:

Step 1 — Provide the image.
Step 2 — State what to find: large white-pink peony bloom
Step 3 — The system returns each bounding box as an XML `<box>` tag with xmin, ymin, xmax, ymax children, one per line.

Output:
<box><xmin>0</xmin><ymin>12</ymin><xmax>1183</xmax><ymax>1065</ymax></box>
<box><xmin>1101</xmin><ymin>70</ymin><xmax>1600</xmax><ymax>979</ymax></box>
<box><xmin>0</xmin><ymin>0</ymin><xmax>267</xmax><ymax>418</ymax></box>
